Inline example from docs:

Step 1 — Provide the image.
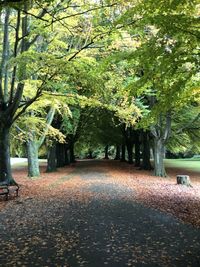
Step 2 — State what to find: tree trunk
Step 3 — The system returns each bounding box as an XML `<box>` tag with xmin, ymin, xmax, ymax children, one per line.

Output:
<box><xmin>88</xmin><ymin>150</ymin><xmax>93</xmax><ymax>159</ymax></box>
<box><xmin>114</xmin><ymin>145</ymin><xmax>120</xmax><ymax>160</ymax></box>
<box><xmin>27</xmin><ymin>139</ymin><xmax>40</xmax><ymax>177</ymax></box>
<box><xmin>56</xmin><ymin>143</ymin><xmax>66</xmax><ymax>167</ymax></box>
<box><xmin>126</xmin><ymin>142</ymin><xmax>133</xmax><ymax>164</ymax></box>
<box><xmin>154</xmin><ymin>138</ymin><xmax>166</xmax><ymax>177</ymax></box>
<box><xmin>65</xmin><ymin>146</ymin><xmax>70</xmax><ymax>165</ymax></box>
<box><xmin>2</xmin><ymin>8</ymin><xmax>10</xmax><ymax>103</ymax></box>
<box><xmin>123</xmin><ymin>126</ymin><xmax>134</xmax><ymax>164</ymax></box>
<box><xmin>104</xmin><ymin>145</ymin><xmax>109</xmax><ymax>159</ymax></box>
<box><xmin>141</xmin><ymin>131</ymin><xmax>152</xmax><ymax>170</ymax></box>
<box><xmin>69</xmin><ymin>143</ymin><xmax>76</xmax><ymax>163</ymax></box>
<box><xmin>151</xmin><ymin>112</ymin><xmax>171</xmax><ymax>177</ymax></box>
<box><xmin>150</xmin><ymin>148</ymin><xmax>154</xmax><ymax>160</ymax></box>
<box><xmin>46</xmin><ymin>143</ymin><xmax>57</xmax><ymax>172</ymax></box>
<box><xmin>0</xmin><ymin>10</ymin><xmax>13</xmax><ymax>184</ymax></box>
<box><xmin>0</xmin><ymin>126</ymin><xmax>16</xmax><ymax>185</ymax></box>
<box><xmin>120</xmin><ymin>144</ymin><xmax>126</xmax><ymax>162</ymax></box>
<box><xmin>134</xmin><ymin>131</ymin><xmax>140</xmax><ymax>167</ymax></box>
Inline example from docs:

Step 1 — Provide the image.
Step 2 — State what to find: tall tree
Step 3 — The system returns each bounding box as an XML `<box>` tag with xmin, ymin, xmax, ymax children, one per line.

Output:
<box><xmin>0</xmin><ymin>5</ymin><xmax>43</xmax><ymax>184</ymax></box>
<box><xmin>116</xmin><ymin>0</ymin><xmax>199</xmax><ymax>176</ymax></box>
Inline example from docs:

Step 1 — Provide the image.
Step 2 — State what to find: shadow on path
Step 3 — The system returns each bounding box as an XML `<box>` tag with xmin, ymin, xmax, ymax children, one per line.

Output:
<box><xmin>0</xmin><ymin>160</ymin><xmax>200</xmax><ymax>267</ymax></box>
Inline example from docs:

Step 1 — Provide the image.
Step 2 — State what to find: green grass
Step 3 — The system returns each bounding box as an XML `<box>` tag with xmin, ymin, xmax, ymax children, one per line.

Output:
<box><xmin>11</xmin><ymin>158</ymin><xmax>200</xmax><ymax>175</ymax></box>
<box><xmin>165</xmin><ymin>158</ymin><xmax>200</xmax><ymax>173</ymax></box>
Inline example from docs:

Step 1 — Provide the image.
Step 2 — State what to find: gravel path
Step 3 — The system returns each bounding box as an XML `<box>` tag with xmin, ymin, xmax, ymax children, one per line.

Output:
<box><xmin>0</xmin><ymin>160</ymin><xmax>200</xmax><ymax>267</ymax></box>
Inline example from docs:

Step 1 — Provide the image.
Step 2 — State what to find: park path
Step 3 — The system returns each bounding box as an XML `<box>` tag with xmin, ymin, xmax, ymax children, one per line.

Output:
<box><xmin>0</xmin><ymin>160</ymin><xmax>200</xmax><ymax>267</ymax></box>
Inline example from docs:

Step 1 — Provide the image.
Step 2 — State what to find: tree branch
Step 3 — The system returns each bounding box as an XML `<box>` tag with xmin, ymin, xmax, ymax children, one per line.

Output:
<box><xmin>38</xmin><ymin>107</ymin><xmax>55</xmax><ymax>148</ymax></box>
<box><xmin>163</xmin><ymin>111</ymin><xmax>171</xmax><ymax>142</ymax></box>
<box><xmin>67</xmin><ymin>40</ymin><xmax>94</xmax><ymax>61</ymax></box>
<box><xmin>12</xmin><ymin>88</ymin><xmax>42</xmax><ymax>123</ymax></box>
<box><xmin>43</xmin><ymin>3</ymin><xmax>118</xmax><ymax>27</ymax></box>
<box><xmin>0</xmin><ymin>7</ymin><xmax>10</xmax><ymax>103</ymax></box>
<box><xmin>16</xmin><ymin>7</ymin><xmax>49</xmax><ymax>22</ymax></box>
<box><xmin>10</xmin><ymin>10</ymin><xmax>21</xmax><ymax>104</ymax></box>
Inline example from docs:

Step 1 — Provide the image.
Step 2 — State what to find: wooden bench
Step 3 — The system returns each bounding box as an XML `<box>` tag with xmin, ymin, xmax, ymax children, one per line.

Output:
<box><xmin>0</xmin><ymin>183</ymin><xmax>19</xmax><ymax>200</ymax></box>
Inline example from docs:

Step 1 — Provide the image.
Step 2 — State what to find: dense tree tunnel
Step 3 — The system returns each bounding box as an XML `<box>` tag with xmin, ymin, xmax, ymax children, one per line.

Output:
<box><xmin>0</xmin><ymin>0</ymin><xmax>199</xmax><ymax>184</ymax></box>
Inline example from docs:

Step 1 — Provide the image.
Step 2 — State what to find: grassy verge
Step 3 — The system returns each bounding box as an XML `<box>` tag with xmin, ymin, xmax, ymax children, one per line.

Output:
<box><xmin>165</xmin><ymin>158</ymin><xmax>200</xmax><ymax>173</ymax></box>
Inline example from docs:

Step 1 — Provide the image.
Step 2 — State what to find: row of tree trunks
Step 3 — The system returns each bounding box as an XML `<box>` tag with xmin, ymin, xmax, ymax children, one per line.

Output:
<box><xmin>120</xmin><ymin>112</ymin><xmax>171</xmax><ymax>176</ymax></box>
<box><xmin>120</xmin><ymin>127</ymin><xmax>152</xmax><ymax>170</ymax></box>
<box><xmin>105</xmin><ymin>131</ymin><xmax>152</xmax><ymax>171</ymax></box>
<box><xmin>104</xmin><ymin>144</ymin><xmax>125</xmax><ymax>161</ymax></box>
<box><xmin>46</xmin><ymin>142</ymin><xmax>76</xmax><ymax>173</ymax></box>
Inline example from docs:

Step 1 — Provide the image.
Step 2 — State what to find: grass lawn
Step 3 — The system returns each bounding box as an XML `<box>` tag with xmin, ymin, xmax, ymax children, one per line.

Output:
<box><xmin>12</xmin><ymin>158</ymin><xmax>200</xmax><ymax>174</ymax></box>
<box><xmin>165</xmin><ymin>158</ymin><xmax>200</xmax><ymax>173</ymax></box>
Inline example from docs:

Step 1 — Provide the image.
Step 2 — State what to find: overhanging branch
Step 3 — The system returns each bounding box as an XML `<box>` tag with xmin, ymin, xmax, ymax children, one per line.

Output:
<box><xmin>12</xmin><ymin>88</ymin><xmax>42</xmax><ymax>123</ymax></box>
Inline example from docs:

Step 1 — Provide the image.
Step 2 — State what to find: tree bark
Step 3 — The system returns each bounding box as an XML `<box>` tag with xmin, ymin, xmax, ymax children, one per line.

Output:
<box><xmin>65</xmin><ymin>146</ymin><xmax>70</xmax><ymax>165</ymax></box>
<box><xmin>123</xmin><ymin>126</ymin><xmax>134</xmax><ymax>164</ymax></box>
<box><xmin>88</xmin><ymin>149</ymin><xmax>93</xmax><ymax>159</ymax></box>
<box><xmin>1</xmin><ymin>8</ymin><xmax>10</xmax><ymax>103</ymax></box>
<box><xmin>114</xmin><ymin>145</ymin><xmax>120</xmax><ymax>160</ymax></box>
<box><xmin>27</xmin><ymin>138</ymin><xmax>40</xmax><ymax>177</ymax></box>
<box><xmin>151</xmin><ymin>112</ymin><xmax>171</xmax><ymax>177</ymax></box>
<box><xmin>134</xmin><ymin>130</ymin><xmax>140</xmax><ymax>167</ymax></box>
<box><xmin>126</xmin><ymin>142</ymin><xmax>133</xmax><ymax>164</ymax></box>
<box><xmin>56</xmin><ymin>143</ymin><xmax>66</xmax><ymax>167</ymax></box>
<box><xmin>154</xmin><ymin>138</ymin><xmax>166</xmax><ymax>177</ymax></box>
<box><xmin>141</xmin><ymin>131</ymin><xmax>152</xmax><ymax>170</ymax></box>
<box><xmin>104</xmin><ymin>145</ymin><xmax>109</xmax><ymax>159</ymax></box>
<box><xmin>0</xmin><ymin>126</ymin><xmax>16</xmax><ymax>185</ymax></box>
<box><xmin>69</xmin><ymin>143</ymin><xmax>76</xmax><ymax>163</ymax></box>
<box><xmin>46</xmin><ymin>143</ymin><xmax>57</xmax><ymax>172</ymax></box>
<box><xmin>120</xmin><ymin>144</ymin><xmax>126</xmax><ymax>162</ymax></box>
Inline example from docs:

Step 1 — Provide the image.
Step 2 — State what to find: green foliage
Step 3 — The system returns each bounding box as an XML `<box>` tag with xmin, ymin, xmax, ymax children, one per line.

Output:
<box><xmin>1</xmin><ymin>0</ymin><xmax>199</xmax><ymax>159</ymax></box>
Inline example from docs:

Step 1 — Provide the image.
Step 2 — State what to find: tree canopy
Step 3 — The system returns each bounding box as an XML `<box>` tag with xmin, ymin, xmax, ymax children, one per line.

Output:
<box><xmin>0</xmin><ymin>0</ymin><xmax>199</xmax><ymax>183</ymax></box>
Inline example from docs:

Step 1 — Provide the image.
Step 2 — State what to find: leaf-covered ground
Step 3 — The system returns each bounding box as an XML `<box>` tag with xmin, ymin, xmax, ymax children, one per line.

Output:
<box><xmin>0</xmin><ymin>160</ymin><xmax>200</xmax><ymax>266</ymax></box>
